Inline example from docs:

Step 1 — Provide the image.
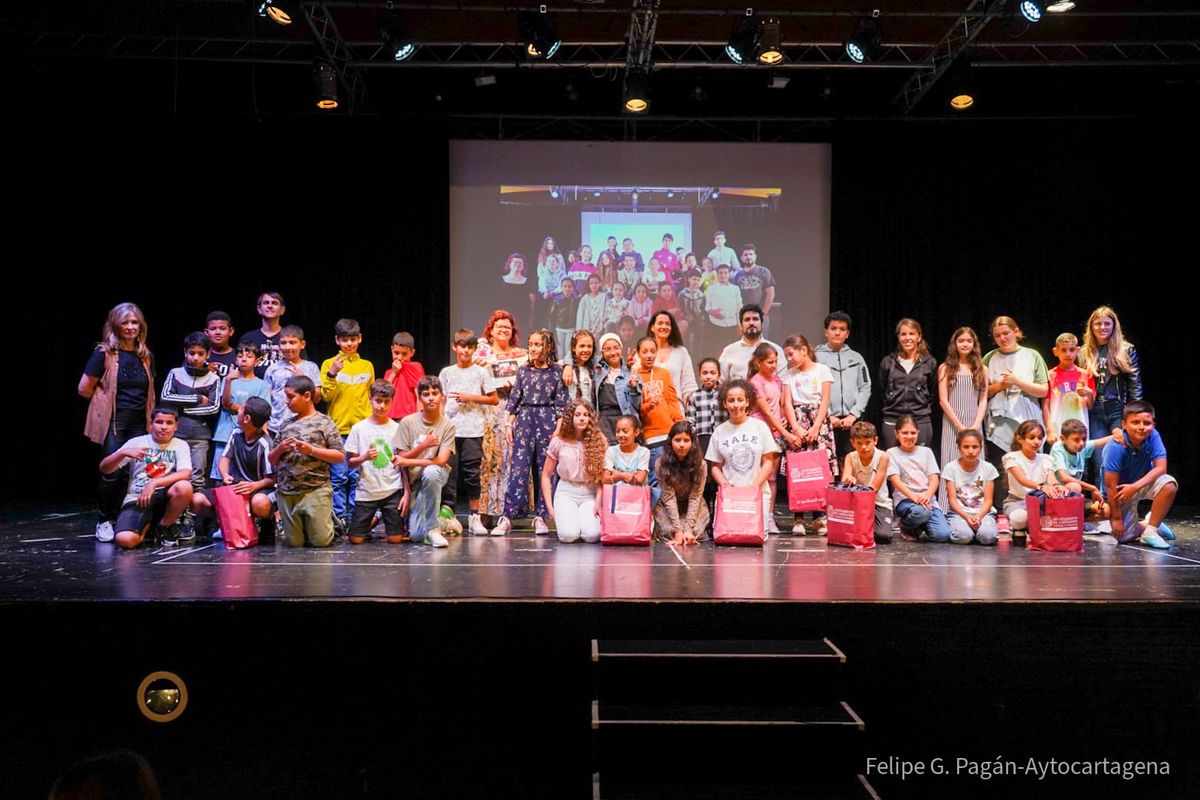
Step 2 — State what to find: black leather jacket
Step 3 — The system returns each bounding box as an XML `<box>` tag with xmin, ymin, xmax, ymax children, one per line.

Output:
<box><xmin>1096</xmin><ymin>343</ymin><xmax>1143</xmax><ymax>405</ymax></box>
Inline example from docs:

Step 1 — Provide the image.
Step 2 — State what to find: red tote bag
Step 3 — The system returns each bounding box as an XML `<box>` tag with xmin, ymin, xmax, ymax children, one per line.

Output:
<box><xmin>600</xmin><ymin>484</ymin><xmax>653</xmax><ymax>546</ymax></box>
<box><xmin>1026</xmin><ymin>491</ymin><xmax>1085</xmax><ymax>553</ymax></box>
<box><xmin>713</xmin><ymin>484</ymin><xmax>766</xmax><ymax>546</ymax></box>
<box><xmin>786</xmin><ymin>449</ymin><xmax>833</xmax><ymax>512</ymax></box>
<box><xmin>825</xmin><ymin>484</ymin><xmax>876</xmax><ymax>550</ymax></box>
<box><xmin>212</xmin><ymin>484</ymin><xmax>259</xmax><ymax>549</ymax></box>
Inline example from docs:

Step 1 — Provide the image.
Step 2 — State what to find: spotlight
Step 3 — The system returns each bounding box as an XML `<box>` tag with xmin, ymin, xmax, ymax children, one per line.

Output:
<box><xmin>593</xmin><ymin>190</ymin><xmax>601</xmax><ymax>197</ymax></box>
<box><xmin>666</xmin><ymin>191</ymin><xmax>675</xmax><ymax>198</ymax></box>
<box><xmin>623</xmin><ymin>68</ymin><xmax>650</xmax><ymax>114</ymax></box>
<box><xmin>380</xmin><ymin>13</ymin><xmax>415</xmax><ymax>62</ymax></box>
<box><xmin>725</xmin><ymin>11</ymin><xmax>759</xmax><ymax>65</ymax></box>
<box><xmin>1015</xmin><ymin>0</ymin><xmax>1044</xmax><ymax>23</ymax></box>
<box><xmin>314</xmin><ymin>60</ymin><xmax>339</xmax><ymax>110</ymax></box>
<box><xmin>257</xmin><ymin>1</ymin><xmax>293</xmax><ymax>26</ymax></box>
<box><xmin>768</xmin><ymin>74</ymin><xmax>790</xmax><ymax>90</ymax></box>
<box><xmin>757</xmin><ymin>18</ymin><xmax>783</xmax><ymax>65</ymax></box>
<box><xmin>549</xmin><ymin>187</ymin><xmax>560</xmax><ymax>198</ymax></box>
<box><xmin>1046</xmin><ymin>0</ymin><xmax>1075</xmax><ymax>11</ymax></box>
<box><xmin>711</xmin><ymin>188</ymin><xmax>721</xmax><ymax>199</ymax></box>
<box><xmin>475</xmin><ymin>74</ymin><xmax>497</xmax><ymax>87</ymax></box>
<box><xmin>947</xmin><ymin>63</ymin><xmax>975</xmax><ymax>110</ymax></box>
<box><xmin>520</xmin><ymin>7</ymin><xmax>561</xmax><ymax>61</ymax></box>
<box><xmin>845</xmin><ymin>14</ymin><xmax>885</xmax><ymax>64</ymax></box>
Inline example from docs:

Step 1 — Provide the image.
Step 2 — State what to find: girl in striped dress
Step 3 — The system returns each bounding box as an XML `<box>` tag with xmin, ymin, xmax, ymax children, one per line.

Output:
<box><xmin>937</xmin><ymin>327</ymin><xmax>988</xmax><ymax>507</ymax></box>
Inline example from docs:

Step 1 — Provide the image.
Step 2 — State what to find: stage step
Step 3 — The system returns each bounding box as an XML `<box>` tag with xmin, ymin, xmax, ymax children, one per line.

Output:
<box><xmin>592</xmin><ymin>638</ymin><xmax>866</xmax><ymax>792</ymax></box>
<box><xmin>593</xmin><ymin>638</ymin><xmax>847</xmax><ymax>706</ymax></box>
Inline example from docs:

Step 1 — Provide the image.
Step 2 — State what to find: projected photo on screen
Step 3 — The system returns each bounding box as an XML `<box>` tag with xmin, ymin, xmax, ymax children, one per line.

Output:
<box><xmin>451</xmin><ymin>142</ymin><xmax>830</xmax><ymax>362</ymax></box>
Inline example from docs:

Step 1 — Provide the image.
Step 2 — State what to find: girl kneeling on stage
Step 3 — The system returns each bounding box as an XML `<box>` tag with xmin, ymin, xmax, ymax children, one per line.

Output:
<box><xmin>541</xmin><ymin>398</ymin><xmax>608</xmax><ymax>543</ymax></box>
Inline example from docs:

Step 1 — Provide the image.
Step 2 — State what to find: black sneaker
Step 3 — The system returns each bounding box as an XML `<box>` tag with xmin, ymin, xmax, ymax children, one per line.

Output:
<box><xmin>158</xmin><ymin>521</ymin><xmax>181</xmax><ymax>546</ymax></box>
<box><xmin>178</xmin><ymin>512</ymin><xmax>197</xmax><ymax>544</ymax></box>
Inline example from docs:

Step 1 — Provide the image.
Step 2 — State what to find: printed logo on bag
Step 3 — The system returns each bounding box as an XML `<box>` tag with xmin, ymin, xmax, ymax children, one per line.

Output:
<box><xmin>721</xmin><ymin>498</ymin><xmax>758</xmax><ymax>514</ymax></box>
<box><xmin>828</xmin><ymin>508</ymin><xmax>856</xmax><ymax>525</ymax></box>
<box><xmin>614</xmin><ymin>501</ymin><xmax>644</xmax><ymax>515</ymax></box>
<box><xmin>789</xmin><ymin>465</ymin><xmax>826</xmax><ymax>483</ymax></box>
<box><xmin>1043</xmin><ymin>515</ymin><xmax>1081</xmax><ymax>532</ymax></box>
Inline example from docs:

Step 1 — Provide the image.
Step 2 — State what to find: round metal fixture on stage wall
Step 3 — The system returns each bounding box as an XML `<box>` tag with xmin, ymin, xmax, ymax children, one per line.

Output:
<box><xmin>137</xmin><ymin>671</ymin><xmax>188</xmax><ymax>723</ymax></box>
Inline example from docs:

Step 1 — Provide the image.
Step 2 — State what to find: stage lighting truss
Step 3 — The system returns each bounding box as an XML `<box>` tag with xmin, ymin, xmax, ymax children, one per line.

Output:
<box><xmin>520</xmin><ymin>6</ymin><xmax>561</xmax><ymax>61</ymax></box>
<box><xmin>257</xmin><ymin>0</ymin><xmax>292</xmax><ymax>26</ymax></box>
<box><xmin>845</xmin><ymin>13</ymin><xmax>885</xmax><ymax>64</ymax></box>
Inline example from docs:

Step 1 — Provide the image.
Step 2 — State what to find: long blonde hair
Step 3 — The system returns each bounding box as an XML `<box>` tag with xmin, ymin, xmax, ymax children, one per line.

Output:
<box><xmin>100</xmin><ymin>302</ymin><xmax>150</xmax><ymax>360</ymax></box>
<box><xmin>1080</xmin><ymin>306</ymin><xmax>1134</xmax><ymax>374</ymax></box>
<box><xmin>557</xmin><ymin>398</ymin><xmax>608</xmax><ymax>484</ymax></box>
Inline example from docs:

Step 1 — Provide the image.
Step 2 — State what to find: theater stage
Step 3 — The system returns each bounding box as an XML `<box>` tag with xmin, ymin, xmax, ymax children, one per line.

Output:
<box><xmin>2</xmin><ymin>507</ymin><xmax>1198</xmax><ymax>800</ymax></box>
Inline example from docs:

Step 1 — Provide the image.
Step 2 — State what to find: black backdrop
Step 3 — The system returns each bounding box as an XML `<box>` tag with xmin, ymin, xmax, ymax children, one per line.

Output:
<box><xmin>8</xmin><ymin>115</ymin><xmax>1194</xmax><ymax>508</ymax></box>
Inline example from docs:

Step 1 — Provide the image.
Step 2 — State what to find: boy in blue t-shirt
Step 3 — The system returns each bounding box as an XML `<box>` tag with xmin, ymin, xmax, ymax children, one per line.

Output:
<box><xmin>1050</xmin><ymin>418</ymin><xmax>1115</xmax><ymax>530</ymax></box>
<box><xmin>1101</xmin><ymin>401</ymin><xmax>1177</xmax><ymax>549</ymax></box>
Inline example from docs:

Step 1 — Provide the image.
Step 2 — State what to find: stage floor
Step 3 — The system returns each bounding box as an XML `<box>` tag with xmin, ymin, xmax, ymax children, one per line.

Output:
<box><xmin>3</xmin><ymin>506</ymin><xmax>1200</xmax><ymax>602</ymax></box>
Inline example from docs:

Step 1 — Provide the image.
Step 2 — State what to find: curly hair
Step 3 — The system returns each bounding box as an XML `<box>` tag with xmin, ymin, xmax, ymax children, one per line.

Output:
<box><xmin>482</xmin><ymin>309</ymin><xmax>521</xmax><ymax>347</ymax></box>
<box><xmin>557</xmin><ymin>398</ymin><xmax>608</xmax><ymax>484</ymax></box>
<box><xmin>656</xmin><ymin>421</ymin><xmax>706</xmax><ymax>498</ymax></box>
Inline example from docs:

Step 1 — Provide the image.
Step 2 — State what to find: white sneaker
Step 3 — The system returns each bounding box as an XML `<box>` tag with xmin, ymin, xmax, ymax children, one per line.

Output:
<box><xmin>212</xmin><ymin>528</ymin><xmax>224</xmax><ymax>540</ymax></box>
<box><xmin>95</xmin><ymin>520</ymin><xmax>115</xmax><ymax>543</ymax></box>
<box><xmin>468</xmin><ymin>514</ymin><xmax>488</xmax><ymax>536</ymax></box>
<box><xmin>428</xmin><ymin>529</ymin><xmax>450</xmax><ymax>548</ymax></box>
<box><xmin>792</xmin><ymin>520</ymin><xmax>807</xmax><ymax>535</ymax></box>
<box><xmin>815</xmin><ymin>515</ymin><xmax>828</xmax><ymax>536</ymax></box>
<box><xmin>491</xmin><ymin>516</ymin><xmax>511</xmax><ymax>536</ymax></box>
<box><xmin>534</xmin><ymin>516</ymin><xmax>550</xmax><ymax>535</ymax></box>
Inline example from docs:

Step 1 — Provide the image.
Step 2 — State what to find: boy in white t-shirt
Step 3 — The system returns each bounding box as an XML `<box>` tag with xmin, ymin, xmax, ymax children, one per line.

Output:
<box><xmin>438</xmin><ymin>329</ymin><xmax>499</xmax><ymax>535</ymax></box>
<box><xmin>98</xmin><ymin>407</ymin><xmax>194</xmax><ymax>549</ymax></box>
<box><xmin>704</xmin><ymin>379</ymin><xmax>780</xmax><ymax>526</ymax></box>
<box><xmin>345</xmin><ymin>380</ymin><xmax>407</xmax><ymax>544</ymax></box>
<box><xmin>840</xmin><ymin>421</ymin><xmax>893</xmax><ymax>543</ymax></box>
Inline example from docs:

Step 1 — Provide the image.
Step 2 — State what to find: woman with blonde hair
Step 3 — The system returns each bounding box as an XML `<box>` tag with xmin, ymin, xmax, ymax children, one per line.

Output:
<box><xmin>77</xmin><ymin>303</ymin><xmax>156</xmax><ymax>542</ymax></box>
<box><xmin>1079</xmin><ymin>305</ymin><xmax>1142</xmax><ymax>472</ymax></box>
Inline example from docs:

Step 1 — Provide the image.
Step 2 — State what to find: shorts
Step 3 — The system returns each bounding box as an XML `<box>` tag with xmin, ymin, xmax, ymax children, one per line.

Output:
<box><xmin>1123</xmin><ymin>473</ymin><xmax>1177</xmax><ymax>506</ymax></box>
<box><xmin>115</xmin><ymin>487</ymin><xmax>170</xmax><ymax>535</ymax></box>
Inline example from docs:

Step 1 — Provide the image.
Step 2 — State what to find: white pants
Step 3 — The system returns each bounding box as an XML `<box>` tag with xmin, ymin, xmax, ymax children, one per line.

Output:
<box><xmin>554</xmin><ymin>480</ymin><xmax>600</xmax><ymax>543</ymax></box>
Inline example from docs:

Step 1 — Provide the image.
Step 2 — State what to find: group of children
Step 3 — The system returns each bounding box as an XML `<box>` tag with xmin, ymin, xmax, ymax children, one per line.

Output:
<box><xmin>83</xmin><ymin>293</ymin><xmax>1177</xmax><ymax>552</ymax></box>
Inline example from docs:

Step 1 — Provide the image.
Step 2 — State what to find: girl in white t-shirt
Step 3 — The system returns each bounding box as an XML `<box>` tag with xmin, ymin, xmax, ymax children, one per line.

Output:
<box><xmin>704</xmin><ymin>379</ymin><xmax>781</xmax><ymax>528</ymax></box>
<box><xmin>942</xmin><ymin>428</ymin><xmax>1000</xmax><ymax>546</ymax></box>
<box><xmin>1001</xmin><ymin>419</ymin><xmax>1066</xmax><ymax>539</ymax></box>
<box><xmin>781</xmin><ymin>334</ymin><xmax>836</xmax><ymax>534</ymax></box>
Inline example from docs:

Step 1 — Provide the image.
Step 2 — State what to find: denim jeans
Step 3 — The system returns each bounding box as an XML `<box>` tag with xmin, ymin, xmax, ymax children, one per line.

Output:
<box><xmin>946</xmin><ymin>511</ymin><xmax>999</xmax><ymax>545</ymax></box>
<box><xmin>894</xmin><ymin>498</ymin><xmax>952</xmax><ymax>542</ymax></box>
<box><xmin>408</xmin><ymin>465</ymin><xmax>449</xmax><ymax>543</ymax></box>
<box><xmin>330</xmin><ymin>434</ymin><xmax>359</xmax><ymax>522</ymax></box>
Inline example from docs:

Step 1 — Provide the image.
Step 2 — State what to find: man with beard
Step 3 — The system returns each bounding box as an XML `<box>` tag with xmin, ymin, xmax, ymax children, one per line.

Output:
<box><xmin>718</xmin><ymin>305</ymin><xmax>785</xmax><ymax>383</ymax></box>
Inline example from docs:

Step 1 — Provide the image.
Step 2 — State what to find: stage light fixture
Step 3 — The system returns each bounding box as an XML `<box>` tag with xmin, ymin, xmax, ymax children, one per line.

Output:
<box><xmin>845</xmin><ymin>14</ymin><xmax>885</xmax><ymax>64</ymax></box>
<box><xmin>257</xmin><ymin>1</ymin><xmax>293</xmax><ymax>26</ymax></box>
<box><xmin>757</xmin><ymin>18</ymin><xmax>783</xmax><ymax>65</ymax></box>
<box><xmin>711</xmin><ymin>188</ymin><xmax>721</xmax><ymax>199</ymax></box>
<box><xmin>1016</xmin><ymin>0</ymin><xmax>1044</xmax><ymax>23</ymax></box>
<box><xmin>380</xmin><ymin>12</ymin><xmax>416</xmax><ymax>62</ymax></box>
<box><xmin>1046</xmin><ymin>0</ymin><xmax>1075</xmax><ymax>11</ymax></box>
<box><xmin>623</xmin><ymin>68</ymin><xmax>650</xmax><ymax>114</ymax></box>
<box><xmin>137</xmin><ymin>671</ymin><xmax>189</xmax><ymax>723</ymax></box>
<box><xmin>549</xmin><ymin>187</ymin><xmax>560</xmax><ymax>198</ymax></box>
<box><xmin>520</xmin><ymin>7</ymin><xmax>562</xmax><ymax>61</ymax></box>
<box><xmin>314</xmin><ymin>60</ymin><xmax>339</xmax><ymax>109</ymax></box>
<box><xmin>725</xmin><ymin>11</ymin><xmax>759</xmax><ymax>65</ymax></box>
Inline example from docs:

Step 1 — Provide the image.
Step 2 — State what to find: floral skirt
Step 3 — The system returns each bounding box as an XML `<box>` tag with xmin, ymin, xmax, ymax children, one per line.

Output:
<box><xmin>781</xmin><ymin>403</ymin><xmax>838</xmax><ymax>478</ymax></box>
